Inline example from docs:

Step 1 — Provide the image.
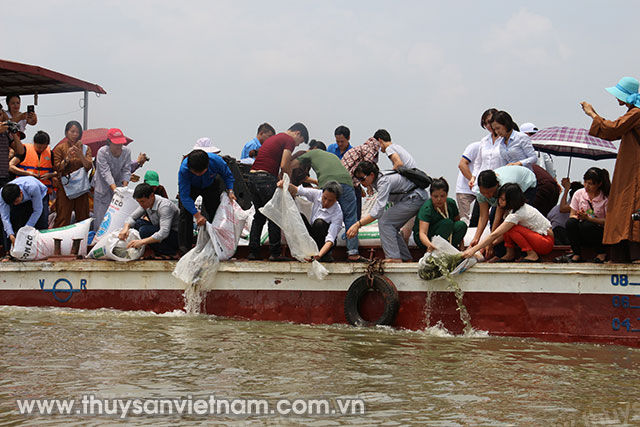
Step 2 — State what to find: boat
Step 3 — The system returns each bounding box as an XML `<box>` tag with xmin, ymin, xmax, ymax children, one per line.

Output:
<box><xmin>2</xmin><ymin>257</ymin><xmax>640</xmax><ymax>348</ymax></box>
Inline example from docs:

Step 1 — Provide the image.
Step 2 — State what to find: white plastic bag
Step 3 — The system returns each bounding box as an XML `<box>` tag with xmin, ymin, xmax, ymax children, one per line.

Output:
<box><xmin>307</xmin><ymin>259</ymin><xmax>329</xmax><ymax>280</ymax></box>
<box><xmin>210</xmin><ymin>193</ymin><xmax>251</xmax><ymax>261</ymax></box>
<box><xmin>172</xmin><ymin>223</ymin><xmax>220</xmax><ymax>287</ymax></box>
<box><xmin>93</xmin><ymin>187</ymin><xmax>139</xmax><ymax>244</ymax></box>
<box><xmin>418</xmin><ymin>235</ymin><xmax>476</xmax><ymax>276</ymax></box>
<box><xmin>11</xmin><ymin>218</ymin><xmax>92</xmax><ymax>261</ymax></box>
<box><xmin>259</xmin><ymin>174</ymin><xmax>318</xmax><ymax>262</ymax></box>
<box><xmin>87</xmin><ymin>229</ymin><xmax>145</xmax><ymax>261</ymax></box>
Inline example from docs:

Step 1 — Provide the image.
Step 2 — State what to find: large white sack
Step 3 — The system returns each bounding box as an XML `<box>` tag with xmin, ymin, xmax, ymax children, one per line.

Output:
<box><xmin>93</xmin><ymin>188</ymin><xmax>139</xmax><ymax>244</ymax></box>
<box><xmin>173</xmin><ymin>223</ymin><xmax>220</xmax><ymax>287</ymax></box>
<box><xmin>259</xmin><ymin>174</ymin><xmax>318</xmax><ymax>262</ymax></box>
<box><xmin>88</xmin><ymin>228</ymin><xmax>145</xmax><ymax>261</ymax></box>
<box><xmin>10</xmin><ymin>218</ymin><xmax>92</xmax><ymax>261</ymax></box>
<box><xmin>210</xmin><ymin>193</ymin><xmax>251</xmax><ymax>261</ymax></box>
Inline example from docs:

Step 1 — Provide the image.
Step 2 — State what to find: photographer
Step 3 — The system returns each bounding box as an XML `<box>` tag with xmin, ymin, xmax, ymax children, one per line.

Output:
<box><xmin>0</xmin><ymin>112</ymin><xmax>25</xmax><ymax>254</ymax></box>
<box><xmin>5</xmin><ymin>95</ymin><xmax>37</xmax><ymax>134</ymax></box>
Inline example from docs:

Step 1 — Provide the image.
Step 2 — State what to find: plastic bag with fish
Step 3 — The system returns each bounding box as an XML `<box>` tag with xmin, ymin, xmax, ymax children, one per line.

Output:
<box><xmin>418</xmin><ymin>235</ymin><xmax>476</xmax><ymax>280</ymax></box>
<box><xmin>88</xmin><ymin>228</ymin><xmax>145</xmax><ymax>261</ymax></box>
<box><xmin>172</xmin><ymin>222</ymin><xmax>220</xmax><ymax>287</ymax></box>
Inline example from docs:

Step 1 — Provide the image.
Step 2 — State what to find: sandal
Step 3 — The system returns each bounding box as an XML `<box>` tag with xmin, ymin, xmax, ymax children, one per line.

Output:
<box><xmin>1</xmin><ymin>254</ymin><xmax>15</xmax><ymax>262</ymax></box>
<box><xmin>347</xmin><ymin>255</ymin><xmax>370</xmax><ymax>263</ymax></box>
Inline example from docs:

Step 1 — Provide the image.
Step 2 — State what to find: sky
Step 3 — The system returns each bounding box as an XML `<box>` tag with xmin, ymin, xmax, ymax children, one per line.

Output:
<box><xmin>5</xmin><ymin>0</ymin><xmax>640</xmax><ymax>195</ymax></box>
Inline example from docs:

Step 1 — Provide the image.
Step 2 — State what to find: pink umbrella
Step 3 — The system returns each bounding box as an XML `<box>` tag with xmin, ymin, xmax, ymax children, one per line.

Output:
<box><xmin>55</xmin><ymin>128</ymin><xmax>133</xmax><ymax>153</ymax></box>
<box><xmin>531</xmin><ymin>126</ymin><xmax>617</xmax><ymax>175</ymax></box>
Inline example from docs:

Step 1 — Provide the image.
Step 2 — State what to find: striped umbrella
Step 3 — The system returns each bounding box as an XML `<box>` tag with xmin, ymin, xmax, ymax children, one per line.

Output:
<box><xmin>531</xmin><ymin>126</ymin><xmax>617</xmax><ymax>175</ymax></box>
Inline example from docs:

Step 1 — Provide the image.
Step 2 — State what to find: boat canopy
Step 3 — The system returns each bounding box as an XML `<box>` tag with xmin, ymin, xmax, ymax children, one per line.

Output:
<box><xmin>0</xmin><ymin>59</ymin><xmax>106</xmax><ymax>96</ymax></box>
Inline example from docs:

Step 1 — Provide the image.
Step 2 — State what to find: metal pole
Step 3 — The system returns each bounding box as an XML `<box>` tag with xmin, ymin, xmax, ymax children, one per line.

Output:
<box><xmin>83</xmin><ymin>90</ymin><xmax>88</xmax><ymax>130</ymax></box>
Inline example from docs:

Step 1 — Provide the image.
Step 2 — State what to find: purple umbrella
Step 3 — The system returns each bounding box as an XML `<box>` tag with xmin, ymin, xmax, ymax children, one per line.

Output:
<box><xmin>531</xmin><ymin>126</ymin><xmax>617</xmax><ymax>175</ymax></box>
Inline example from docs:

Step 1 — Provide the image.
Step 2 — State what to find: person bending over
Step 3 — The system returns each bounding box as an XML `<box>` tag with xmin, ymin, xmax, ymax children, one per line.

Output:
<box><xmin>463</xmin><ymin>184</ymin><xmax>553</xmax><ymax>262</ymax></box>
<box><xmin>347</xmin><ymin>161</ymin><xmax>428</xmax><ymax>263</ymax></box>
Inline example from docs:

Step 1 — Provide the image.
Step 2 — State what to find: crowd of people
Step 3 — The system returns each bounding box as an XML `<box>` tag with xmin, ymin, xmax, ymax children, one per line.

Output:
<box><xmin>2</xmin><ymin>75</ymin><xmax>640</xmax><ymax>264</ymax></box>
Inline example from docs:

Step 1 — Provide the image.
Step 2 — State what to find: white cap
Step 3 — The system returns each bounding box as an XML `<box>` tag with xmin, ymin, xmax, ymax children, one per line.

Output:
<box><xmin>520</xmin><ymin>122</ymin><xmax>538</xmax><ymax>134</ymax></box>
<box><xmin>193</xmin><ymin>137</ymin><xmax>221</xmax><ymax>154</ymax></box>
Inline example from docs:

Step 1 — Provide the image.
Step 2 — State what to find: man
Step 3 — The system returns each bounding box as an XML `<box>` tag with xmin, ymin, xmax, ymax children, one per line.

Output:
<box><xmin>119</xmin><ymin>183</ymin><xmax>179</xmax><ymax>258</ymax></box>
<box><xmin>0</xmin><ymin>176</ymin><xmax>48</xmax><ymax>255</ymax></box>
<box><xmin>470</xmin><ymin>165</ymin><xmax>537</xmax><ymax>257</ymax></box>
<box><xmin>327</xmin><ymin>125</ymin><xmax>353</xmax><ymax>159</ymax></box>
<box><xmin>341</xmin><ymin>136</ymin><xmax>381</xmax><ymax>218</ymax></box>
<box><xmin>0</xmin><ymin>116</ymin><xmax>25</xmax><ymax>252</ymax></box>
<box><xmin>278</xmin><ymin>180</ymin><xmax>344</xmax><ymax>262</ymax></box>
<box><xmin>248</xmin><ymin>122</ymin><xmax>308</xmax><ymax>261</ymax></box>
<box><xmin>178</xmin><ymin>148</ymin><xmax>236</xmax><ymax>253</ymax></box>
<box><xmin>9</xmin><ymin>130</ymin><xmax>56</xmax><ymax>195</ymax></box>
<box><xmin>241</xmin><ymin>123</ymin><xmax>276</xmax><ymax>161</ymax></box>
<box><xmin>292</xmin><ymin>147</ymin><xmax>366</xmax><ymax>262</ymax></box>
<box><xmin>347</xmin><ymin>161</ymin><xmax>428</xmax><ymax>263</ymax></box>
<box><xmin>93</xmin><ymin>128</ymin><xmax>132</xmax><ymax>232</ymax></box>
<box><xmin>374</xmin><ymin>129</ymin><xmax>416</xmax><ymax>169</ymax></box>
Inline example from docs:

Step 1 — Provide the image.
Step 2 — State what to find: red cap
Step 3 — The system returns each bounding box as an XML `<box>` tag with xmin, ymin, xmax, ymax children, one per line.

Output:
<box><xmin>107</xmin><ymin>128</ymin><xmax>127</xmax><ymax>145</ymax></box>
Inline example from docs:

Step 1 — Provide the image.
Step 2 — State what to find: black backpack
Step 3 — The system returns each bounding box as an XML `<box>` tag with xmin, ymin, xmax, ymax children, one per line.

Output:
<box><xmin>393</xmin><ymin>166</ymin><xmax>433</xmax><ymax>189</ymax></box>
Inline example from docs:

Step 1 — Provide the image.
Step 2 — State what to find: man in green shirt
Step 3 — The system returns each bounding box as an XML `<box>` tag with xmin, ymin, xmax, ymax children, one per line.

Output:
<box><xmin>292</xmin><ymin>149</ymin><xmax>365</xmax><ymax>262</ymax></box>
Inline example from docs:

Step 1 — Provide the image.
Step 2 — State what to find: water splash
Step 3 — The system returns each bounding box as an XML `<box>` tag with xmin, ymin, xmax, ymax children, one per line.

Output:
<box><xmin>183</xmin><ymin>283</ymin><xmax>204</xmax><ymax>314</ymax></box>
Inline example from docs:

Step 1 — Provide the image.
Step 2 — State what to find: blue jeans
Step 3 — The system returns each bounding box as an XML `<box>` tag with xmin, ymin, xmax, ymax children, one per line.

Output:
<box><xmin>338</xmin><ymin>184</ymin><xmax>359</xmax><ymax>255</ymax></box>
<box><xmin>248</xmin><ymin>172</ymin><xmax>281</xmax><ymax>257</ymax></box>
<box><xmin>134</xmin><ymin>219</ymin><xmax>179</xmax><ymax>255</ymax></box>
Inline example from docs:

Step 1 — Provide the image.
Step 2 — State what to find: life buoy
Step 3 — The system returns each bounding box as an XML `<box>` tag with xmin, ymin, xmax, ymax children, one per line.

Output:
<box><xmin>344</xmin><ymin>274</ymin><xmax>399</xmax><ymax>327</ymax></box>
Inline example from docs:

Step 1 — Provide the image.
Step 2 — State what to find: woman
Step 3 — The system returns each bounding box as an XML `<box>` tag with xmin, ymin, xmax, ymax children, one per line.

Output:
<box><xmin>5</xmin><ymin>95</ymin><xmax>37</xmax><ymax>133</ymax></box>
<box><xmin>93</xmin><ymin>128</ymin><xmax>132</xmax><ymax>232</ymax></box>
<box><xmin>492</xmin><ymin>111</ymin><xmax>537</xmax><ymax>170</ymax></box>
<box><xmin>413</xmin><ymin>177</ymin><xmax>467</xmax><ymax>251</ymax></box>
<box><xmin>52</xmin><ymin>121</ymin><xmax>93</xmax><ymax>227</ymax></box>
<box><xmin>556</xmin><ymin>168</ymin><xmax>609</xmax><ymax>263</ymax></box>
<box><xmin>581</xmin><ymin>76</ymin><xmax>640</xmax><ymax>263</ymax></box>
<box><xmin>463</xmin><ymin>183</ymin><xmax>554</xmax><ymax>262</ymax></box>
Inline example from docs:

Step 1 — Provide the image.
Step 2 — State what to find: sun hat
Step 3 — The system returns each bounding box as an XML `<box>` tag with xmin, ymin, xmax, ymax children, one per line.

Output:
<box><xmin>107</xmin><ymin>128</ymin><xmax>128</xmax><ymax>144</ymax></box>
<box><xmin>193</xmin><ymin>137</ymin><xmax>221</xmax><ymax>154</ymax></box>
<box><xmin>520</xmin><ymin>122</ymin><xmax>538</xmax><ymax>134</ymax></box>
<box><xmin>144</xmin><ymin>170</ymin><xmax>160</xmax><ymax>186</ymax></box>
<box><xmin>605</xmin><ymin>77</ymin><xmax>640</xmax><ymax>107</ymax></box>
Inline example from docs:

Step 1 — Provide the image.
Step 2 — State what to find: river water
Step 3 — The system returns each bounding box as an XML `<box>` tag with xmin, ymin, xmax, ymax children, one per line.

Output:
<box><xmin>1</xmin><ymin>305</ymin><xmax>640</xmax><ymax>426</ymax></box>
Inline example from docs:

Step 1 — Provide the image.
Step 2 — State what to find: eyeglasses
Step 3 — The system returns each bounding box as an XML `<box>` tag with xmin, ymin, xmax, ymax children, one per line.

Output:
<box><xmin>356</xmin><ymin>175</ymin><xmax>367</xmax><ymax>182</ymax></box>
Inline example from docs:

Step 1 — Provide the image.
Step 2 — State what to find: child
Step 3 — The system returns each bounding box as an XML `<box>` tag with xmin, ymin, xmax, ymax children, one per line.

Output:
<box><xmin>413</xmin><ymin>177</ymin><xmax>467</xmax><ymax>251</ymax></box>
<box><xmin>463</xmin><ymin>183</ymin><xmax>553</xmax><ymax>262</ymax></box>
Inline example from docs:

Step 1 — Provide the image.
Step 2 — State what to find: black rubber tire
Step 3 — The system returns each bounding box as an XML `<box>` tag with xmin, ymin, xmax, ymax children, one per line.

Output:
<box><xmin>344</xmin><ymin>275</ymin><xmax>399</xmax><ymax>327</ymax></box>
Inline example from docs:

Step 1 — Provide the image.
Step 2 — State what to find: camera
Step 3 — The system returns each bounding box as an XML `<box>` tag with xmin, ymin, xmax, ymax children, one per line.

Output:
<box><xmin>5</xmin><ymin>121</ymin><xmax>20</xmax><ymax>135</ymax></box>
<box><xmin>632</xmin><ymin>210</ymin><xmax>640</xmax><ymax>221</ymax></box>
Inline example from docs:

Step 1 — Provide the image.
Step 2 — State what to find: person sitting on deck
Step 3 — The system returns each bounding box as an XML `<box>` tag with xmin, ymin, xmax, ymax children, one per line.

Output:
<box><xmin>8</xmin><ymin>130</ymin><xmax>57</xmax><ymax>196</ymax></box>
<box><xmin>413</xmin><ymin>177</ymin><xmax>467</xmax><ymax>252</ymax></box>
<box><xmin>0</xmin><ymin>176</ymin><xmax>48</xmax><ymax>260</ymax></box>
<box><xmin>547</xmin><ymin>178</ymin><xmax>583</xmax><ymax>245</ymax></box>
<box><xmin>463</xmin><ymin>183</ymin><xmax>554</xmax><ymax>262</ymax></box>
<box><xmin>277</xmin><ymin>179</ymin><xmax>344</xmax><ymax>263</ymax></box>
<box><xmin>119</xmin><ymin>183</ymin><xmax>179</xmax><ymax>259</ymax></box>
<box><xmin>178</xmin><ymin>148</ymin><xmax>236</xmax><ymax>254</ymax></box>
<box><xmin>347</xmin><ymin>161</ymin><xmax>428</xmax><ymax>263</ymax></box>
<box><xmin>554</xmin><ymin>167</ymin><xmax>610</xmax><ymax>263</ymax></box>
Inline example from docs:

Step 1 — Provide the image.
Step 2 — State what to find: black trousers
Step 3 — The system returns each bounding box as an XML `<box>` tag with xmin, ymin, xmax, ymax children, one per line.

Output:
<box><xmin>178</xmin><ymin>176</ymin><xmax>225</xmax><ymax>253</ymax></box>
<box><xmin>301</xmin><ymin>215</ymin><xmax>331</xmax><ymax>252</ymax></box>
<box><xmin>247</xmin><ymin>172</ymin><xmax>281</xmax><ymax>257</ymax></box>
<box><xmin>566</xmin><ymin>217</ymin><xmax>605</xmax><ymax>256</ymax></box>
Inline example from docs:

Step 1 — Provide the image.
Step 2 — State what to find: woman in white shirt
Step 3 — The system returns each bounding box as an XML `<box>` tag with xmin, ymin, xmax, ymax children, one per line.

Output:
<box><xmin>463</xmin><ymin>183</ymin><xmax>553</xmax><ymax>262</ymax></box>
<box><xmin>5</xmin><ymin>95</ymin><xmax>37</xmax><ymax>133</ymax></box>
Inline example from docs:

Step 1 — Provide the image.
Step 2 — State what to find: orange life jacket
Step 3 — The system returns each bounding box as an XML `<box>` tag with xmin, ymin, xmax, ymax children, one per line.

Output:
<box><xmin>19</xmin><ymin>144</ymin><xmax>55</xmax><ymax>194</ymax></box>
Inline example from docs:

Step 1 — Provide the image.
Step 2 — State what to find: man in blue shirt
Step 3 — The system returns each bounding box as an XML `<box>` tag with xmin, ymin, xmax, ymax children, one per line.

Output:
<box><xmin>178</xmin><ymin>149</ymin><xmax>236</xmax><ymax>253</ymax></box>
<box><xmin>240</xmin><ymin>123</ymin><xmax>276</xmax><ymax>162</ymax></box>
<box><xmin>327</xmin><ymin>125</ymin><xmax>353</xmax><ymax>159</ymax></box>
<box><xmin>0</xmin><ymin>176</ymin><xmax>48</xmax><ymax>249</ymax></box>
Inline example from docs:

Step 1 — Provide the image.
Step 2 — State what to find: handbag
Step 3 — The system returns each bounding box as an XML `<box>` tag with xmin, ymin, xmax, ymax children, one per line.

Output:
<box><xmin>62</xmin><ymin>144</ymin><xmax>91</xmax><ymax>199</ymax></box>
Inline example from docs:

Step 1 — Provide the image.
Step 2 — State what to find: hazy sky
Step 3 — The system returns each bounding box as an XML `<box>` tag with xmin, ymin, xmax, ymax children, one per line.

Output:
<box><xmin>5</xmin><ymin>1</ymin><xmax>640</xmax><ymax>194</ymax></box>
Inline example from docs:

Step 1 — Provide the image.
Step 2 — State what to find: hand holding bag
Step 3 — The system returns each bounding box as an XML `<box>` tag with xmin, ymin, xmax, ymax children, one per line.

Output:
<box><xmin>62</xmin><ymin>144</ymin><xmax>91</xmax><ymax>199</ymax></box>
